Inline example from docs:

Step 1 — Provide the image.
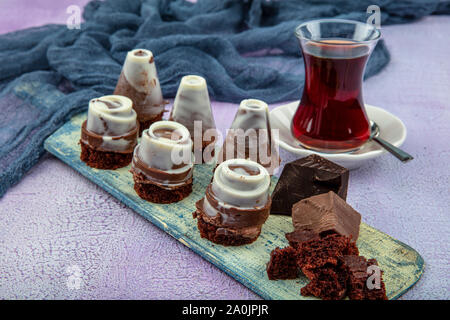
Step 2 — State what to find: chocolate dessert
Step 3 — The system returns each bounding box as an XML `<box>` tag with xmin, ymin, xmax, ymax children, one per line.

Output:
<box><xmin>130</xmin><ymin>121</ymin><xmax>194</xmax><ymax>203</ymax></box>
<box><xmin>169</xmin><ymin>75</ymin><xmax>217</xmax><ymax>160</ymax></box>
<box><xmin>217</xmin><ymin>99</ymin><xmax>280</xmax><ymax>175</ymax></box>
<box><xmin>266</xmin><ymin>247</ymin><xmax>298</xmax><ymax>280</ymax></box>
<box><xmin>267</xmin><ymin>229</ymin><xmax>387</xmax><ymax>300</ymax></box>
<box><xmin>294</xmin><ymin>232</ymin><xmax>359</xmax><ymax>278</ymax></box>
<box><xmin>300</xmin><ymin>266</ymin><xmax>348</xmax><ymax>300</ymax></box>
<box><xmin>114</xmin><ymin>49</ymin><xmax>166</xmax><ymax>133</ymax></box>
<box><xmin>341</xmin><ymin>255</ymin><xmax>387</xmax><ymax>300</ymax></box>
<box><xmin>270</xmin><ymin>154</ymin><xmax>349</xmax><ymax>215</ymax></box>
<box><xmin>267</xmin><ymin>230</ymin><xmax>359</xmax><ymax>299</ymax></box>
<box><xmin>193</xmin><ymin>159</ymin><xmax>271</xmax><ymax>246</ymax></box>
<box><xmin>266</xmin><ymin>190</ymin><xmax>387</xmax><ymax>300</ymax></box>
<box><xmin>292</xmin><ymin>191</ymin><xmax>361</xmax><ymax>240</ymax></box>
<box><xmin>80</xmin><ymin>95</ymin><xmax>138</xmax><ymax>169</ymax></box>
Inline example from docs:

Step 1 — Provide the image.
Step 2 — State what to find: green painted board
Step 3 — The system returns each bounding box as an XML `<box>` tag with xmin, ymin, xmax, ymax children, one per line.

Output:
<box><xmin>44</xmin><ymin>113</ymin><xmax>424</xmax><ymax>300</ymax></box>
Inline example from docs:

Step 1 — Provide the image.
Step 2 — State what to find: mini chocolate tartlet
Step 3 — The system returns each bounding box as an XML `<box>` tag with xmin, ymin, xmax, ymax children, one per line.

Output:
<box><xmin>193</xmin><ymin>159</ymin><xmax>271</xmax><ymax>246</ymax></box>
<box><xmin>114</xmin><ymin>49</ymin><xmax>167</xmax><ymax>134</ymax></box>
<box><xmin>130</xmin><ymin>121</ymin><xmax>194</xmax><ymax>203</ymax></box>
<box><xmin>169</xmin><ymin>75</ymin><xmax>217</xmax><ymax>161</ymax></box>
<box><xmin>80</xmin><ymin>95</ymin><xmax>138</xmax><ymax>170</ymax></box>
<box><xmin>217</xmin><ymin>99</ymin><xmax>280</xmax><ymax>175</ymax></box>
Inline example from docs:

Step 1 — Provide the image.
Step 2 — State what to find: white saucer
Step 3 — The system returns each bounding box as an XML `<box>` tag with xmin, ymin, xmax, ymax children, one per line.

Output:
<box><xmin>269</xmin><ymin>101</ymin><xmax>407</xmax><ymax>169</ymax></box>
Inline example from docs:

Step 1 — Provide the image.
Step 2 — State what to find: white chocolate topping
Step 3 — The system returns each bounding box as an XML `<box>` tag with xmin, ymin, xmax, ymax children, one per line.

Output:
<box><xmin>230</xmin><ymin>99</ymin><xmax>270</xmax><ymax>131</ymax></box>
<box><xmin>211</xmin><ymin>159</ymin><xmax>270</xmax><ymax>208</ymax></box>
<box><xmin>137</xmin><ymin>121</ymin><xmax>193</xmax><ymax>172</ymax></box>
<box><xmin>122</xmin><ymin>49</ymin><xmax>164</xmax><ymax>115</ymax></box>
<box><xmin>86</xmin><ymin>95</ymin><xmax>137</xmax><ymax>136</ymax></box>
<box><xmin>171</xmin><ymin>75</ymin><xmax>216</xmax><ymax>134</ymax></box>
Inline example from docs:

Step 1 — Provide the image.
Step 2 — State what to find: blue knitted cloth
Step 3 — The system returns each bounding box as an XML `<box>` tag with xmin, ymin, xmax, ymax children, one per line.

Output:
<box><xmin>0</xmin><ymin>0</ymin><xmax>449</xmax><ymax>197</ymax></box>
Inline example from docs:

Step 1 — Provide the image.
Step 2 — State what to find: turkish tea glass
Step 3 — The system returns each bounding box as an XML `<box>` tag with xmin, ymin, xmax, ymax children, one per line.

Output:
<box><xmin>292</xmin><ymin>19</ymin><xmax>381</xmax><ymax>152</ymax></box>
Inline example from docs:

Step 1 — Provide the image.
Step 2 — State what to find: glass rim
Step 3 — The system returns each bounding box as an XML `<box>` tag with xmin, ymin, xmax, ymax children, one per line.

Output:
<box><xmin>295</xmin><ymin>18</ymin><xmax>381</xmax><ymax>45</ymax></box>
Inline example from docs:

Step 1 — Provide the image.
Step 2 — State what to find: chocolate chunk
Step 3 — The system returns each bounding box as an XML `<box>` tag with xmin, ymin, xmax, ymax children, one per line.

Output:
<box><xmin>292</xmin><ymin>191</ymin><xmax>361</xmax><ymax>240</ymax></box>
<box><xmin>285</xmin><ymin>229</ymin><xmax>319</xmax><ymax>249</ymax></box>
<box><xmin>270</xmin><ymin>154</ymin><xmax>349</xmax><ymax>215</ymax></box>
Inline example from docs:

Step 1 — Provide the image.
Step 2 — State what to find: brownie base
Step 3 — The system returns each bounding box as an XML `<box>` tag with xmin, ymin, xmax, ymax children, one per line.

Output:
<box><xmin>134</xmin><ymin>180</ymin><xmax>192</xmax><ymax>204</ymax></box>
<box><xmin>80</xmin><ymin>140</ymin><xmax>133</xmax><ymax>170</ymax></box>
<box><xmin>194</xmin><ymin>215</ymin><xmax>260</xmax><ymax>246</ymax></box>
<box><xmin>266</xmin><ymin>247</ymin><xmax>299</xmax><ymax>280</ymax></box>
<box><xmin>139</xmin><ymin>113</ymin><xmax>163</xmax><ymax>135</ymax></box>
<box><xmin>300</xmin><ymin>266</ymin><xmax>348</xmax><ymax>300</ymax></box>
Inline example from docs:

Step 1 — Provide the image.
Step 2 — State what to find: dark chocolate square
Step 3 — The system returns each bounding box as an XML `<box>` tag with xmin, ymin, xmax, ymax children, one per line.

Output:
<box><xmin>270</xmin><ymin>154</ymin><xmax>349</xmax><ymax>215</ymax></box>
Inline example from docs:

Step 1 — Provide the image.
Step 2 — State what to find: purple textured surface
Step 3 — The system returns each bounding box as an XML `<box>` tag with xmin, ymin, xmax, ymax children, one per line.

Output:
<box><xmin>0</xmin><ymin>2</ymin><xmax>449</xmax><ymax>299</ymax></box>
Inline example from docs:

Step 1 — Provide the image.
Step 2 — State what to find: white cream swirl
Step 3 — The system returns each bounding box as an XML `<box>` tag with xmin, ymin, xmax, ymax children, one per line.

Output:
<box><xmin>122</xmin><ymin>48</ymin><xmax>164</xmax><ymax>115</ymax></box>
<box><xmin>137</xmin><ymin>121</ymin><xmax>193</xmax><ymax>172</ymax></box>
<box><xmin>171</xmin><ymin>75</ymin><xmax>216</xmax><ymax>134</ymax></box>
<box><xmin>86</xmin><ymin>95</ymin><xmax>137</xmax><ymax>136</ymax></box>
<box><xmin>230</xmin><ymin>99</ymin><xmax>270</xmax><ymax>131</ymax></box>
<box><xmin>211</xmin><ymin>159</ymin><xmax>270</xmax><ymax>209</ymax></box>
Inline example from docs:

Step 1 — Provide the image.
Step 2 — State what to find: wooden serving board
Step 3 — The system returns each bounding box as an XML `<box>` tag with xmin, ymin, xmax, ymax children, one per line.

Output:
<box><xmin>44</xmin><ymin>113</ymin><xmax>424</xmax><ymax>300</ymax></box>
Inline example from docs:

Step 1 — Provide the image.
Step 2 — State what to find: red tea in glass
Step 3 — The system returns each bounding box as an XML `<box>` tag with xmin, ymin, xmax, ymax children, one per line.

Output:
<box><xmin>292</xmin><ymin>19</ymin><xmax>380</xmax><ymax>152</ymax></box>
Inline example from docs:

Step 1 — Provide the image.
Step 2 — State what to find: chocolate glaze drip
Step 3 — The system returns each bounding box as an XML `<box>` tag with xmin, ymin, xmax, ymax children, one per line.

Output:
<box><xmin>131</xmin><ymin>148</ymin><xmax>193</xmax><ymax>189</ymax></box>
<box><xmin>228</xmin><ymin>164</ymin><xmax>260</xmax><ymax>176</ymax></box>
<box><xmin>96</xmin><ymin>99</ymin><xmax>122</xmax><ymax>109</ymax></box>
<box><xmin>81</xmin><ymin>120</ymin><xmax>138</xmax><ymax>154</ymax></box>
<box><xmin>152</xmin><ymin>128</ymin><xmax>182</xmax><ymax>141</ymax></box>
<box><xmin>196</xmin><ymin>185</ymin><xmax>270</xmax><ymax>228</ymax></box>
<box><xmin>134</xmin><ymin>50</ymin><xmax>148</xmax><ymax>57</ymax></box>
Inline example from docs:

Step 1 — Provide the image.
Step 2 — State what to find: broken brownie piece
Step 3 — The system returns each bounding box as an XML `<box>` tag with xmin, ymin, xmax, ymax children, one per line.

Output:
<box><xmin>292</xmin><ymin>232</ymin><xmax>360</xmax><ymax>300</ymax></box>
<box><xmin>266</xmin><ymin>247</ymin><xmax>298</xmax><ymax>280</ymax></box>
<box><xmin>365</xmin><ymin>259</ymin><xmax>388</xmax><ymax>300</ymax></box>
<box><xmin>300</xmin><ymin>267</ymin><xmax>348</xmax><ymax>300</ymax></box>
<box><xmin>270</xmin><ymin>154</ymin><xmax>349</xmax><ymax>215</ymax></box>
<box><xmin>296</xmin><ymin>233</ymin><xmax>359</xmax><ymax>275</ymax></box>
<box><xmin>341</xmin><ymin>255</ymin><xmax>388</xmax><ymax>300</ymax></box>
